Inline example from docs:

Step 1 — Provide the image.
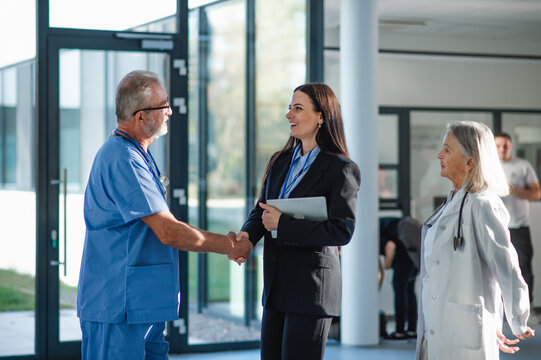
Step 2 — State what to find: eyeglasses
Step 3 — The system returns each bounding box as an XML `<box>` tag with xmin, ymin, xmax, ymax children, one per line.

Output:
<box><xmin>132</xmin><ymin>105</ymin><xmax>171</xmax><ymax>116</ymax></box>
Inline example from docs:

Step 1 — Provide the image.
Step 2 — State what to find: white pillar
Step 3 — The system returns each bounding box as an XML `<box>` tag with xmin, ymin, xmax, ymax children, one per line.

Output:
<box><xmin>340</xmin><ymin>0</ymin><xmax>379</xmax><ymax>346</ymax></box>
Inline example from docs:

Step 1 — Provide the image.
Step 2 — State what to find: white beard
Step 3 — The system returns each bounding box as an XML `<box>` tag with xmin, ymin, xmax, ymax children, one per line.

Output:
<box><xmin>143</xmin><ymin>117</ymin><xmax>168</xmax><ymax>140</ymax></box>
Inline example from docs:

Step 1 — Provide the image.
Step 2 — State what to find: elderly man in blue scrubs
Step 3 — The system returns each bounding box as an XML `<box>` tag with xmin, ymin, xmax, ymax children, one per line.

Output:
<box><xmin>77</xmin><ymin>70</ymin><xmax>253</xmax><ymax>360</ymax></box>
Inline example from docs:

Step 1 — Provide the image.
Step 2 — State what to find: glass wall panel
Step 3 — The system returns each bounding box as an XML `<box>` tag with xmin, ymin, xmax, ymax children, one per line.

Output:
<box><xmin>187</xmin><ymin>0</ymin><xmax>261</xmax><ymax>345</ymax></box>
<box><xmin>49</xmin><ymin>0</ymin><xmax>177</xmax><ymax>33</ymax></box>
<box><xmin>378</xmin><ymin>114</ymin><xmax>398</xmax><ymax>164</ymax></box>
<box><xmin>255</xmin><ymin>0</ymin><xmax>306</xmax><ymax>188</ymax></box>
<box><xmin>410</xmin><ymin>111</ymin><xmax>492</xmax><ymax>222</ymax></box>
<box><xmin>0</xmin><ymin>62</ymin><xmax>36</xmax><ymax>357</ymax></box>
<box><xmin>0</xmin><ymin>0</ymin><xmax>36</xmax><ymax>68</ymax></box>
<box><xmin>57</xmin><ymin>49</ymin><xmax>169</xmax><ymax>342</ymax></box>
<box><xmin>379</xmin><ymin>168</ymin><xmax>398</xmax><ymax>199</ymax></box>
<box><xmin>253</xmin><ymin>0</ymin><xmax>306</xmax><ymax>323</ymax></box>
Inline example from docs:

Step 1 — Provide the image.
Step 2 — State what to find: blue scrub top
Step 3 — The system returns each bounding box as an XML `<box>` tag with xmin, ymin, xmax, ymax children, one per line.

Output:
<box><xmin>77</xmin><ymin>134</ymin><xmax>180</xmax><ymax>324</ymax></box>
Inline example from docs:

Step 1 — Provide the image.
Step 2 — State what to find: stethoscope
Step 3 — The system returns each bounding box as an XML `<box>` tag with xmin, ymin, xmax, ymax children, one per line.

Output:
<box><xmin>113</xmin><ymin>129</ymin><xmax>168</xmax><ymax>198</ymax></box>
<box><xmin>453</xmin><ymin>192</ymin><xmax>469</xmax><ymax>251</ymax></box>
<box><xmin>425</xmin><ymin>191</ymin><xmax>469</xmax><ymax>251</ymax></box>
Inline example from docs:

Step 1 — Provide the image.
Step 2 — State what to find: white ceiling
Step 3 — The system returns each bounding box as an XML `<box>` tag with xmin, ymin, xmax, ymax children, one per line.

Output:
<box><xmin>326</xmin><ymin>0</ymin><xmax>541</xmax><ymax>41</ymax></box>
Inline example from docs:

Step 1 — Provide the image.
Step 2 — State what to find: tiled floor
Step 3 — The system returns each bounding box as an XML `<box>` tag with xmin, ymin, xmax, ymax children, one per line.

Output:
<box><xmin>171</xmin><ymin>323</ymin><xmax>541</xmax><ymax>360</ymax></box>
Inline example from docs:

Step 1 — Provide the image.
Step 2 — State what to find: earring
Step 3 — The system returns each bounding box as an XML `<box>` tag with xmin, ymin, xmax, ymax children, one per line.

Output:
<box><xmin>318</xmin><ymin>123</ymin><xmax>322</xmax><ymax>128</ymax></box>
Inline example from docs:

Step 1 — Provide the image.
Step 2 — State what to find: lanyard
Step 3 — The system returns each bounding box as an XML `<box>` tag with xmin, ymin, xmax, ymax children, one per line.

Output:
<box><xmin>279</xmin><ymin>146</ymin><xmax>314</xmax><ymax>199</ymax></box>
<box><xmin>113</xmin><ymin>129</ymin><xmax>167</xmax><ymax>197</ymax></box>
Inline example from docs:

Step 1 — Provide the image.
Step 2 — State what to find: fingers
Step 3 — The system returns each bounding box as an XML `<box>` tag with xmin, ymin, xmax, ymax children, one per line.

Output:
<box><xmin>228</xmin><ymin>231</ymin><xmax>253</xmax><ymax>264</ymax></box>
<box><xmin>516</xmin><ymin>327</ymin><xmax>535</xmax><ymax>340</ymax></box>
<box><xmin>498</xmin><ymin>341</ymin><xmax>519</xmax><ymax>354</ymax></box>
<box><xmin>258</xmin><ymin>202</ymin><xmax>270</xmax><ymax>210</ymax></box>
<box><xmin>236</xmin><ymin>231</ymin><xmax>249</xmax><ymax>242</ymax></box>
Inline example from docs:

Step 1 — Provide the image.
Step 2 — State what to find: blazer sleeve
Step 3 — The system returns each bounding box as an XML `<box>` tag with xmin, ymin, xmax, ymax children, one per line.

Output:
<box><xmin>241</xmin><ymin>153</ymin><xmax>278</xmax><ymax>247</ymax></box>
<box><xmin>472</xmin><ymin>196</ymin><xmax>530</xmax><ymax>335</ymax></box>
<box><xmin>275</xmin><ymin>159</ymin><xmax>361</xmax><ymax>247</ymax></box>
<box><xmin>241</xmin><ymin>191</ymin><xmax>266</xmax><ymax>247</ymax></box>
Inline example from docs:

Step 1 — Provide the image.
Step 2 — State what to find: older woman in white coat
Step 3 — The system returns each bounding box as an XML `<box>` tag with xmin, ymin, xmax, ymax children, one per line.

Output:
<box><xmin>416</xmin><ymin>121</ymin><xmax>535</xmax><ymax>360</ymax></box>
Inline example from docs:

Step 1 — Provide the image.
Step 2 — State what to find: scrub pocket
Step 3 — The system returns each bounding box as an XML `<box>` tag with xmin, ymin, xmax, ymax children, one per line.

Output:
<box><xmin>126</xmin><ymin>264</ymin><xmax>177</xmax><ymax>321</ymax></box>
<box><xmin>442</xmin><ymin>301</ymin><xmax>482</xmax><ymax>350</ymax></box>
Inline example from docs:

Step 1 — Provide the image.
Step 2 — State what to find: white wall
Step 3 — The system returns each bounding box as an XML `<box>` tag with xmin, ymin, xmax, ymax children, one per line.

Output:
<box><xmin>378</xmin><ymin>54</ymin><xmax>541</xmax><ymax>109</ymax></box>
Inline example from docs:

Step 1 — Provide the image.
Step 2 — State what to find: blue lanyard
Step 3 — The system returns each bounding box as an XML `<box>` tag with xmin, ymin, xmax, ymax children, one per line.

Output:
<box><xmin>279</xmin><ymin>146</ymin><xmax>314</xmax><ymax>199</ymax></box>
<box><xmin>113</xmin><ymin>129</ymin><xmax>167</xmax><ymax>198</ymax></box>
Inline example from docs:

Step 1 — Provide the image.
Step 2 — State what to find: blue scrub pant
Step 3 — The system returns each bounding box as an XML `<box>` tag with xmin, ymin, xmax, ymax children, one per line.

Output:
<box><xmin>80</xmin><ymin>320</ymin><xmax>169</xmax><ymax>360</ymax></box>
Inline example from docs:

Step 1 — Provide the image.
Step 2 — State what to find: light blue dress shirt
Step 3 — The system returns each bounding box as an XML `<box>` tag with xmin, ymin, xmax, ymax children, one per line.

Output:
<box><xmin>279</xmin><ymin>145</ymin><xmax>321</xmax><ymax>199</ymax></box>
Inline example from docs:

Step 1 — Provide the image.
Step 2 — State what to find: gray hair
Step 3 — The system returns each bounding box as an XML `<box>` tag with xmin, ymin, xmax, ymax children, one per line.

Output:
<box><xmin>447</xmin><ymin>121</ymin><xmax>509</xmax><ymax>196</ymax></box>
<box><xmin>115</xmin><ymin>70</ymin><xmax>163</xmax><ymax>122</ymax></box>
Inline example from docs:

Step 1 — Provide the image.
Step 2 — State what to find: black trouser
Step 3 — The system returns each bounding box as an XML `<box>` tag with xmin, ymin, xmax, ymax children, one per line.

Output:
<box><xmin>510</xmin><ymin>227</ymin><xmax>534</xmax><ymax>303</ymax></box>
<box><xmin>393</xmin><ymin>266</ymin><xmax>418</xmax><ymax>333</ymax></box>
<box><xmin>261</xmin><ymin>308</ymin><xmax>332</xmax><ymax>360</ymax></box>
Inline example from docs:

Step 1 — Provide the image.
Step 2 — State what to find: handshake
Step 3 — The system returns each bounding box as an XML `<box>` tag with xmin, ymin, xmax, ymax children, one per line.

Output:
<box><xmin>226</xmin><ymin>231</ymin><xmax>253</xmax><ymax>265</ymax></box>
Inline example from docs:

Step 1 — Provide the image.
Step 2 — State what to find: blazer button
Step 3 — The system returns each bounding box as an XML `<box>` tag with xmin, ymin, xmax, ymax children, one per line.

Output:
<box><xmin>270</xmin><ymin>255</ymin><xmax>277</xmax><ymax>262</ymax></box>
<box><xmin>440</xmin><ymin>225</ymin><xmax>446</xmax><ymax>230</ymax></box>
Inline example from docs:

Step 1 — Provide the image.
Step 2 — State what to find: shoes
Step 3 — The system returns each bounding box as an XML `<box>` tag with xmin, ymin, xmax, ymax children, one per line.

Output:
<box><xmin>384</xmin><ymin>332</ymin><xmax>408</xmax><ymax>340</ymax></box>
<box><xmin>406</xmin><ymin>331</ymin><xmax>417</xmax><ymax>339</ymax></box>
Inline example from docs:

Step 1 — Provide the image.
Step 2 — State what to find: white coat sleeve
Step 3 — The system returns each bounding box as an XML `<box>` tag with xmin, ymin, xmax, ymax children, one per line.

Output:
<box><xmin>472</xmin><ymin>196</ymin><xmax>530</xmax><ymax>335</ymax></box>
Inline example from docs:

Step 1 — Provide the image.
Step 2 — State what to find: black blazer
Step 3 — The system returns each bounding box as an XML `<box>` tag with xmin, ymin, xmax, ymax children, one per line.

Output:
<box><xmin>241</xmin><ymin>149</ymin><xmax>361</xmax><ymax>316</ymax></box>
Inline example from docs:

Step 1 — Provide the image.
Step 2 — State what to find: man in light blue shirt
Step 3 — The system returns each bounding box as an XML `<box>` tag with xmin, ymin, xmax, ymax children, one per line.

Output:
<box><xmin>77</xmin><ymin>70</ymin><xmax>252</xmax><ymax>360</ymax></box>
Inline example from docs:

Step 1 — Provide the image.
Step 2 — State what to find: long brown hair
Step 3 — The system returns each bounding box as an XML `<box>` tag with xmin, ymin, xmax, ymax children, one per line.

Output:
<box><xmin>259</xmin><ymin>83</ymin><xmax>349</xmax><ymax>195</ymax></box>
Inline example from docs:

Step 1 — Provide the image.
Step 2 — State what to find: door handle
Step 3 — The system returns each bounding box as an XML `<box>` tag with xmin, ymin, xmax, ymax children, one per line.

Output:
<box><xmin>51</xmin><ymin>170</ymin><xmax>68</xmax><ymax>275</ymax></box>
<box><xmin>61</xmin><ymin>168</ymin><xmax>67</xmax><ymax>277</ymax></box>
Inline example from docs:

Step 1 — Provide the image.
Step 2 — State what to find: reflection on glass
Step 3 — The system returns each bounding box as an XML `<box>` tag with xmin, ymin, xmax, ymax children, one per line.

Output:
<box><xmin>378</xmin><ymin>114</ymin><xmax>398</xmax><ymax>164</ymax></box>
<box><xmin>378</xmin><ymin>168</ymin><xmax>398</xmax><ymax>199</ymax></box>
<box><xmin>49</xmin><ymin>0</ymin><xmax>177</xmax><ymax>33</ymax></box>
<box><xmin>58</xmin><ymin>49</ymin><xmax>169</xmax><ymax>342</ymax></box>
<box><xmin>410</xmin><ymin>111</ymin><xmax>492</xmax><ymax>222</ymax></box>
<box><xmin>0</xmin><ymin>62</ymin><xmax>36</xmax><ymax>356</ymax></box>
<box><xmin>502</xmin><ymin>113</ymin><xmax>541</xmax><ymax>182</ymax></box>
<box><xmin>188</xmin><ymin>9</ymin><xmax>200</xmax><ymax>227</ymax></box>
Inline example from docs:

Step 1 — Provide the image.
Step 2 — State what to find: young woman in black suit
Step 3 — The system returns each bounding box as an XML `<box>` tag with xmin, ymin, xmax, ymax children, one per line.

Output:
<box><xmin>237</xmin><ymin>83</ymin><xmax>361</xmax><ymax>360</ymax></box>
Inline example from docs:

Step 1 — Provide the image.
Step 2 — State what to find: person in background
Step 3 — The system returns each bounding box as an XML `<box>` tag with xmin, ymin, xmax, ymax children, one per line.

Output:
<box><xmin>380</xmin><ymin>217</ymin><xmax>419</xmax><ymax>340</ymax></box>
<box><xmin>236</xmin><ymin>83</ymin><xmax>360</xmax><ymax>360</ymax></box>
<box><xmin>416</xmin><ymin>121</ymin><xmax>534</xmax><ymax>360</ymax></box>
<box><xmin>494</xmin><ymin>132</ymin><xmax>540</xmax><ymax>308</ymax></box>
<box><xmin>77</xmin><ymin>70</ymin><xmax>252</xmax><ymax>360</ymax></box>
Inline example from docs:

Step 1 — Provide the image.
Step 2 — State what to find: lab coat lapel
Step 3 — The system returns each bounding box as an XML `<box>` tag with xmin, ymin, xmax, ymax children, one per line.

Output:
<box><xmin>438</xmin><ymin>189</ymin><xmax>468</xmax><ymax>223</ymax></box>
<box><xmin>288</xmin><ymin>152</ymin><xmax>329</xmax><ymax>198</ymax></box>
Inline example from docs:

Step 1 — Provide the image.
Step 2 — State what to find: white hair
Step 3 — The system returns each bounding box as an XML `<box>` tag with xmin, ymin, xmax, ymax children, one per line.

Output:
<box><xmin>115</xmin><ymin>70</ymin><xmax>163</xmax><ymax>122</ymax></box>
<box><xmin>447</xmin><ymin>121</ymin><xmax>509</xmax><ymax>196</ymax></box>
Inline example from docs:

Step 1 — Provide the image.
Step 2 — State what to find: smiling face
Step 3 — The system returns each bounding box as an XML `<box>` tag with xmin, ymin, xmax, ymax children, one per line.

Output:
<box><xmin>286</xmin><ymin>90</ymin><xmax>322</xmax><ymax>145</ymax></box>
<box><xmin>438</xmin><ymin>131</ymin><xmax>471</xmax><ymax>189</ymax></box>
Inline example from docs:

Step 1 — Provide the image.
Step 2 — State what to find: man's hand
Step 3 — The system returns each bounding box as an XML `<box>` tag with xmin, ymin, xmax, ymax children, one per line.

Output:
<box><xmin>259</xmin><ymin>203</ymin><xmax>281</xmax><ymax>231</ymax></box>
<box><xmin>227</xmin><ymin>231</ymin><xmax>253</xmax><ymax>265</ymax></box>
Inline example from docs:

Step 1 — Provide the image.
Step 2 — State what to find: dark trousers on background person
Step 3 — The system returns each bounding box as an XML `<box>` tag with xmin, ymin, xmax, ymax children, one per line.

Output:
<box><xmin>393</xmin><ymin>266</ymin><xmax>418</xmax><ymax>334</ymax></box>
<box><xmin>510</xmin><ymin>227</ymin><xmax>534</xmax><ymax>303</ymax></box>
<box><xmin>261</xmin><ymin>308</ymin><xmax>332</xmax><ymax>360</ymax></box>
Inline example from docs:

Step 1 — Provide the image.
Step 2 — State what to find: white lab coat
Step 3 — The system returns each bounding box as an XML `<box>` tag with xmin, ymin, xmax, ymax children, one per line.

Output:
<box><xmin>416</xmin><ymin>189</ymin><xmax>530</xmax><ymax>360</ymax></box>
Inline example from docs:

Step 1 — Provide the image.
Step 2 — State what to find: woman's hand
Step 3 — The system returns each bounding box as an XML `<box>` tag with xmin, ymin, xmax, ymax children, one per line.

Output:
<box><xmin>516</xmin><ymin>326</ymin><xmax>535</xmax><ymax>340</ymax></box>
<box><xmin>497</xmin><ymin>330</ymin><xmax>520</xmax><ymax>354</ymax></box>
<box><xmin>259</xmin><ymin>202</ymin><xmax>281</xmax><ymax>231</ymax></box>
